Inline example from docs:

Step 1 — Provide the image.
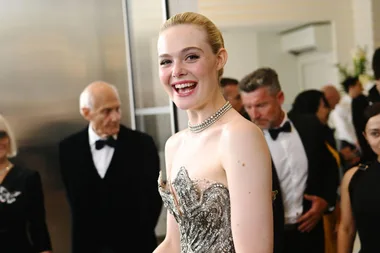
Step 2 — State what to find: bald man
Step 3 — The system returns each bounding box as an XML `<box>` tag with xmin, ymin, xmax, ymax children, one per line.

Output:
<box><xmin>321</xmin><ymin>84</ymin><xmax>341</xmax><ymax>109</ymax></box>
<box><xmin>59</xmin><ymin>81</ymin><xmax>162</xmax><ymax>253</ymax></box>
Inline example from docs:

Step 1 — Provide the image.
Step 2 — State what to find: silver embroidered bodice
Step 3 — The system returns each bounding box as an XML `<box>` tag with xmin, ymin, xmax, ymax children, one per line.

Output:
<box><xmin>158</xmin><ymin>167</ymin><xmax>235</xmax><ymax>253</ymax></box>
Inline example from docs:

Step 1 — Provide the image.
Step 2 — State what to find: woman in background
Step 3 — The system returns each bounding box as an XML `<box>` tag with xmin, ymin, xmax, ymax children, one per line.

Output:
<box><xmin>0</xmin><ymin>114</ymin><xmax>52</xmax><ymax>253</ymax></box>
<box><xmin>338</xmin><ymin>102</ymin><xmax>380</xmax><ymax>253</ymax></box>
<box><xmin>290</xmin><ymin>89</ymin><xmax>341</xmax><ymax>253</ymax></box>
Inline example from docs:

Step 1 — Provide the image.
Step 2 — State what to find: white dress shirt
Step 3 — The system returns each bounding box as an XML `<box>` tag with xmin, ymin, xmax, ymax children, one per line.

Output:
<box><xmin>330</xmin><ymin>94</ymin><xmax>357</xmax><ymax>145</ymax></box>
<box><xmin>88</xmin><ymin>125</ymin><xmax>115</xmax><ymax>178</ymax></box>
<box><xmin>264</xmin><ymin>113</ymin><xmax>308</xmax><ymax>224</ymax></box>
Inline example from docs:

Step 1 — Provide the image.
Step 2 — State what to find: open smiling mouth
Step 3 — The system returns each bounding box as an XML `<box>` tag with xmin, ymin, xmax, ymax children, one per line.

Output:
<box><xmin>173</xmin><ymin>82</ymin><xmax>198</xmax><ymax>95</ymax></box>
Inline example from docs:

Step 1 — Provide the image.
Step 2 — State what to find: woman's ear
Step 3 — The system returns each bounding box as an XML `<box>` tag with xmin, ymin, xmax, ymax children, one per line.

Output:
<box><xmin>216</xmin><ymin>48</ymin><xmax>228</xmax><ymax>72</ymax></box>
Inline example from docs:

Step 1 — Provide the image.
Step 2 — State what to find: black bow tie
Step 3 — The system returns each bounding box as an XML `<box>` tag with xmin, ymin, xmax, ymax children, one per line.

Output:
<box><xmin>95</xmin><ymin>136</ymin><xmax>117</xmax><ymax>150</ymax></box>
<box><xmin>268</xmin><ymin>121</ymin><xmax>291</xmax><ymax>140</ymax></box>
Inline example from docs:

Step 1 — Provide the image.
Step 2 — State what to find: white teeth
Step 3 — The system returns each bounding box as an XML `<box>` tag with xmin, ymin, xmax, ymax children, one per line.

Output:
<box><xmin>174</xmin><ymin>83</ymin><xmax>195</xmax><ymax>89</ymax></box>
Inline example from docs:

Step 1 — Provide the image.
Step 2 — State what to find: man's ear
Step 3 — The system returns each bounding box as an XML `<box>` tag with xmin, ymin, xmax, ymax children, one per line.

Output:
<box><xmin>276</xmin><ymin>90</ymin><xmax>285</xmax><ymax>105</ymax></box>
<box><xmin>81</xmin><ymin>108</ymin><xmax>91</xmax><ymax>121</ymax></box>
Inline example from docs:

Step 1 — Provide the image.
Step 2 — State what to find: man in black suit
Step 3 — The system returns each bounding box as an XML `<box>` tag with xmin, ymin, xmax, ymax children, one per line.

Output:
<box><xmin>59</xmin><ymin>81</ymin><xmax>162</xmax><ymax>253</ymax></box>
<box><xmin>240</xmin><ymin>68</ymin><xmax>338</xmax><ymax>253</ymax></box>
<box><xmin>368</xmin><ymin>47</ymin><xmax>380</xmax><ymax>103</ymax></box>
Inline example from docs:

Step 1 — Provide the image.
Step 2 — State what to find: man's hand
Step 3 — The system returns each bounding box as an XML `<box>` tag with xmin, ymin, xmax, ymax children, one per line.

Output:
<box><xmin>297</xmin><ymin>194</ymin><xmax>328</xmax><ymax>233</ymax></box>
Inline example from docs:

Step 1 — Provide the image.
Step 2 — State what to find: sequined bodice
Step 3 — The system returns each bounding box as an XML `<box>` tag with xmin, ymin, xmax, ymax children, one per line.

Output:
<box><xmin>158</xmin><ymin>167</ymin><xmax>235</xmax><ymax>253</ymax></box>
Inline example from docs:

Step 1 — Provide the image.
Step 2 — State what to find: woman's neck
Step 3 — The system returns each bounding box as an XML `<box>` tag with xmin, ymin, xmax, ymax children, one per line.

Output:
<box><xmin>187</xmin><ymin>95</ymin><xmax>227</xmax><ymax>126</ymax></box>
<box><xmin>0</xmin><ymin>158</ymin><xmax>9</xmax><ymax>170</ymax></box>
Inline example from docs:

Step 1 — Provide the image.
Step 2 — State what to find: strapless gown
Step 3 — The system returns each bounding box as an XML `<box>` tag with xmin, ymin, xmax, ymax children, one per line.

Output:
<box><xmin>158</xmin><ymin>167</ymin><xmax>235</xmax><ymax>253</ymax></box>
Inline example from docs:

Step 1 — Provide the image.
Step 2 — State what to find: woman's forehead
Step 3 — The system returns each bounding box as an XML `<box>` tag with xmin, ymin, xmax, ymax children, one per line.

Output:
<box><xmin>158</xmin><ymin>25</ymin><xmax>208</xmax><ymax>53</ymax></box>
<box><xmin>367</xmin><ymin>114</ymin><xmax>380</xmax><ymax>128</ymax></box>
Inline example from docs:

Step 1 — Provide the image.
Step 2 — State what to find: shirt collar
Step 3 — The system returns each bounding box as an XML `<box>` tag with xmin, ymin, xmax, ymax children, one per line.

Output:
<box><xmin>88</xmin><ymin>124</ymin><xmax>102</xmax><ymax>145</ymax></box>
<box><xmin>263</xmin><ymin>110</ymin><xmax>290</xmax><ymax>136</ymax></box>
<box><xmin>88</xmin><ymin>124</ymin><xmax>118</xmax><ymax>145</ymax></box>
<box><xmin>278</xmin><ymin>111</ymin><xmax>289</xmax><ymax>128</ymax></box>
<box><xmin>342</xmin><ymin>94</ymin><xmax>352</xmax><ymax>103</ymax></box>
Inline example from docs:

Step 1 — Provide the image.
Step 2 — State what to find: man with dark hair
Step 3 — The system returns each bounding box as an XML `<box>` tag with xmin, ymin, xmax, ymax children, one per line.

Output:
<box><xmin>368</xmin><ymin>47</ymin><xmax>380</xmax><ymax>103</ymax></box>
<box><xmin>240</xmin><ymin>67</ymin><xmax>338</xmax><ymax>253</ymax></box>
<box><xmin>330</xmin><ymin>76</ymin><xmax>363</xmax><ymax>152</ymax></box>
<box><xmin>220</xmin><ymin>77</ymin><xmax>250</xmax><ymax>119</ymax></box>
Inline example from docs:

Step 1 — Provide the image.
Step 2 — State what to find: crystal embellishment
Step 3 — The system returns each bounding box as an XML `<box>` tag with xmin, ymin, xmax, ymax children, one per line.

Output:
<box><xmin>158</xmin><ymin>167</ymin><xmax>235</xmax><ymax>253</ymax></box>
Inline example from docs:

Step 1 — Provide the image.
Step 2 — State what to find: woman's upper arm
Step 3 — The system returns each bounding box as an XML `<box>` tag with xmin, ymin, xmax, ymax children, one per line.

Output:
<box><xmin>155</xmin><ymin>135</ymin><xmax>181</xmax><ymax>252</ymax></box>
<box><xmin>156</xmin><ymin>211</ymin><xmax>181</xmax><ymax>253</ymax></box>
<box><xmin>221</xmin><ymin>122</ymin><xmax>273</xmax><ymax>253</ymax></box>
<box><xmin>339</xmin><ymin>167</ymin><xmax>357</xmax><ymax>231</ymax></box>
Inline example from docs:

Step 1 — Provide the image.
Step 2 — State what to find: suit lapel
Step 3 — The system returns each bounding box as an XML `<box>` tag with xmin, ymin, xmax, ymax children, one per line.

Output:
<box><xmin>287</xmin><ymin>115</ymin><xmax>312</xmax><ymax>179</ymax></box>
<box><xmin>76</xmin><ymin>127</ymin><xmax>101</xmax><ymax>179</ymax></box>
<box><xmin>102</xmin><ymin>127</ymin><xmax>126</xmax><ymax>180</ymax></box>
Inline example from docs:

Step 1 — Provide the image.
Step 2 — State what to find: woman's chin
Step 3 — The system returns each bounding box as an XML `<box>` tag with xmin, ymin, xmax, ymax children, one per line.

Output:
<box><xmin>173</xmin><ymin>101</ymin><xmax>190</xmax><ymax>111</ymax></box>
<box><xmin>0</xmin><ymin>152</ymin><xmax>8</xmax><ymax>160</ymax></box>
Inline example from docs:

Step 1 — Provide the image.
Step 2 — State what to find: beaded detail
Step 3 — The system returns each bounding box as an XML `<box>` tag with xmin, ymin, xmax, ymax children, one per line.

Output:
<box><xmin>158</xmin><ymin>167</ymin><xmax>235</xmax><ymax>253</ymax></box>
<box><xmin>188</xmin><ymin>101</ymin><xmax>232</xmax><ymax>133</ymax></box>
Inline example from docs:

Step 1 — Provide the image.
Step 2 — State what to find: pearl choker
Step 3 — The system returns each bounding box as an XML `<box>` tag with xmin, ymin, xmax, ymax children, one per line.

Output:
<box><xmin>188</xmin><ymin>101</ymin><xmax>232</xmax><ymax>133</ymax></box>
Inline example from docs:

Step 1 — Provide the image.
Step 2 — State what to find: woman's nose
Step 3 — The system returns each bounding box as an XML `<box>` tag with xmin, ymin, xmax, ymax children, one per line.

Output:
<box><xmin>172</xmin><ymin>62</ymin><xmax>187</xmax><ymax>78</ymax></box>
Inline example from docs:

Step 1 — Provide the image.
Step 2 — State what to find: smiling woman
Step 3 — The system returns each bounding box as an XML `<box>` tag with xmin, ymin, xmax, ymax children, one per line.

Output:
<box><xmin>0</xmin><ymin>114</ymin><xmax>52</xmax><ymax>253</ymax></box>
<box><xmin>154</xmin><ymin>12</ymin><xmax>273</xmax><ymax>253</ymax></box>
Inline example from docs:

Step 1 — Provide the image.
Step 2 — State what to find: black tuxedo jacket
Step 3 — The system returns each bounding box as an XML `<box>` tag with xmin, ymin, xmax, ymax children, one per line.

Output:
<box><xmin>368</xmin><ymin>84</ymin><xmax>380</xmax><ymax>103</ymax></box>
<box><xmin>273</xmin><ymin>113</ymin><xmax>339</xmax><ymax>249</ymax></box>
<box><xmin>287</xmin><ymin>113</ymin><xmax>338</xmax><ymax>210</ymax></box>
<box><xmin>59</xmin><ymin>125</ymin><xmax>162</xmax><ymax>253</ymax></box>
<box><xmin>271</xmin><ymin>164</ymin><xmax>284</xmax><ymax>253</ymax></box>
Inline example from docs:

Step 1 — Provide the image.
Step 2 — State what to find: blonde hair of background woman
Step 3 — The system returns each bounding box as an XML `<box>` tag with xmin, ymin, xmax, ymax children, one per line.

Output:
<box><xmin>0</xmin><ymin>114</ymin><xmax>17</xmax><ymax>157</ymax></box>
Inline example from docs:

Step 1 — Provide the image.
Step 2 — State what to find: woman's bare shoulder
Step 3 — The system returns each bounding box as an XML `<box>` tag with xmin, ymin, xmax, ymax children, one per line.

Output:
<box><xmin>341</xmin><ymin>166</ymin><xmax>360</xmax><ymax>189</ymax></box>
<box><xmin>165</xmin><ymin>129</ymin><xmax>186</xmax><ymax>153</ymax></box>
<box><xmin>219</xmin><ymin>114</ymin><xmax>266</xmax><ymax>154</ymax></box>
<box><xmin>224</xmin><ymin>114</ymin><xmax>262</xmax><ymax>137</ymax></box>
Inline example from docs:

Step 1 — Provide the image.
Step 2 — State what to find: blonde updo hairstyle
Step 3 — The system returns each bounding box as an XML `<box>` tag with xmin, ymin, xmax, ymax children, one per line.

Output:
<box><xmin>160</xmin><ymin>12</ymin><xmax>225</xmax><ymax>78</ymax></box>
<box><xmin>0</xmin><ymin>114</ymin><xmax>17</xmax><ymax>158</ymax></box>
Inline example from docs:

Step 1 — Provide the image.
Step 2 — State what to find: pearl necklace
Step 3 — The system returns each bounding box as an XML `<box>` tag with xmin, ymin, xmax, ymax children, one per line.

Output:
<box><xmin>188</xmin><ymin>101</ymin><xmax>232</xmax><ymax>133</ymax></box>
<box><xmin>0</xmin><ymin>163</ymin><xmax>12</xmax><ymax>176</ymax></box>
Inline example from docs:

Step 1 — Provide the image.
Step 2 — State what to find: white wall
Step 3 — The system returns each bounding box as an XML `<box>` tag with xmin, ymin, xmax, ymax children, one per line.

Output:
<box><xmin>256</xmin><ymin>32</ymin><xmax>299</xmax><ymax>109</ymax></box>
<box><xmin>352</xmin><ymin>0</ymin><xmax>375</xmax><ymax>66</ymax></box>
<box><xmin>199</xmin><ymin>0</ymin><xmax>355</xmax><ymax>68</ymax></box>
<box><xmin>373</xmin><ymin>1</ymin><xmax>380</xmax><ymax>49</ymax></box>
<box><xmin>222</xmin><ymin>29</ymin><xmax>259</xmax><ymax>80</ymax></box>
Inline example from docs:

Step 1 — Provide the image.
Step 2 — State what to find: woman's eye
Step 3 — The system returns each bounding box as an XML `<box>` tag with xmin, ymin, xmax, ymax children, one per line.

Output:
<box><xmin>186</xmin><ymin>55</ymin><xmax>199</xmax><ymax>61</ymax></box>
<box><xmin>160</xmin><ymin>59</ymin><xmax>171</xmax><ymax>65</ymax></box>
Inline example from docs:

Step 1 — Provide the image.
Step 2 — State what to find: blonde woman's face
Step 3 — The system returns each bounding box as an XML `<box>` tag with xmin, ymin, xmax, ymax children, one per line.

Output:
<box><xmin>0</xmin><ymin>131</ymin><xmax>10</xmax><ymax>160</ymax></box>
<box><xmin>157</xmin><ymin>24</ymin><xmax>223</xmax><ymax>110</ymax></box>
